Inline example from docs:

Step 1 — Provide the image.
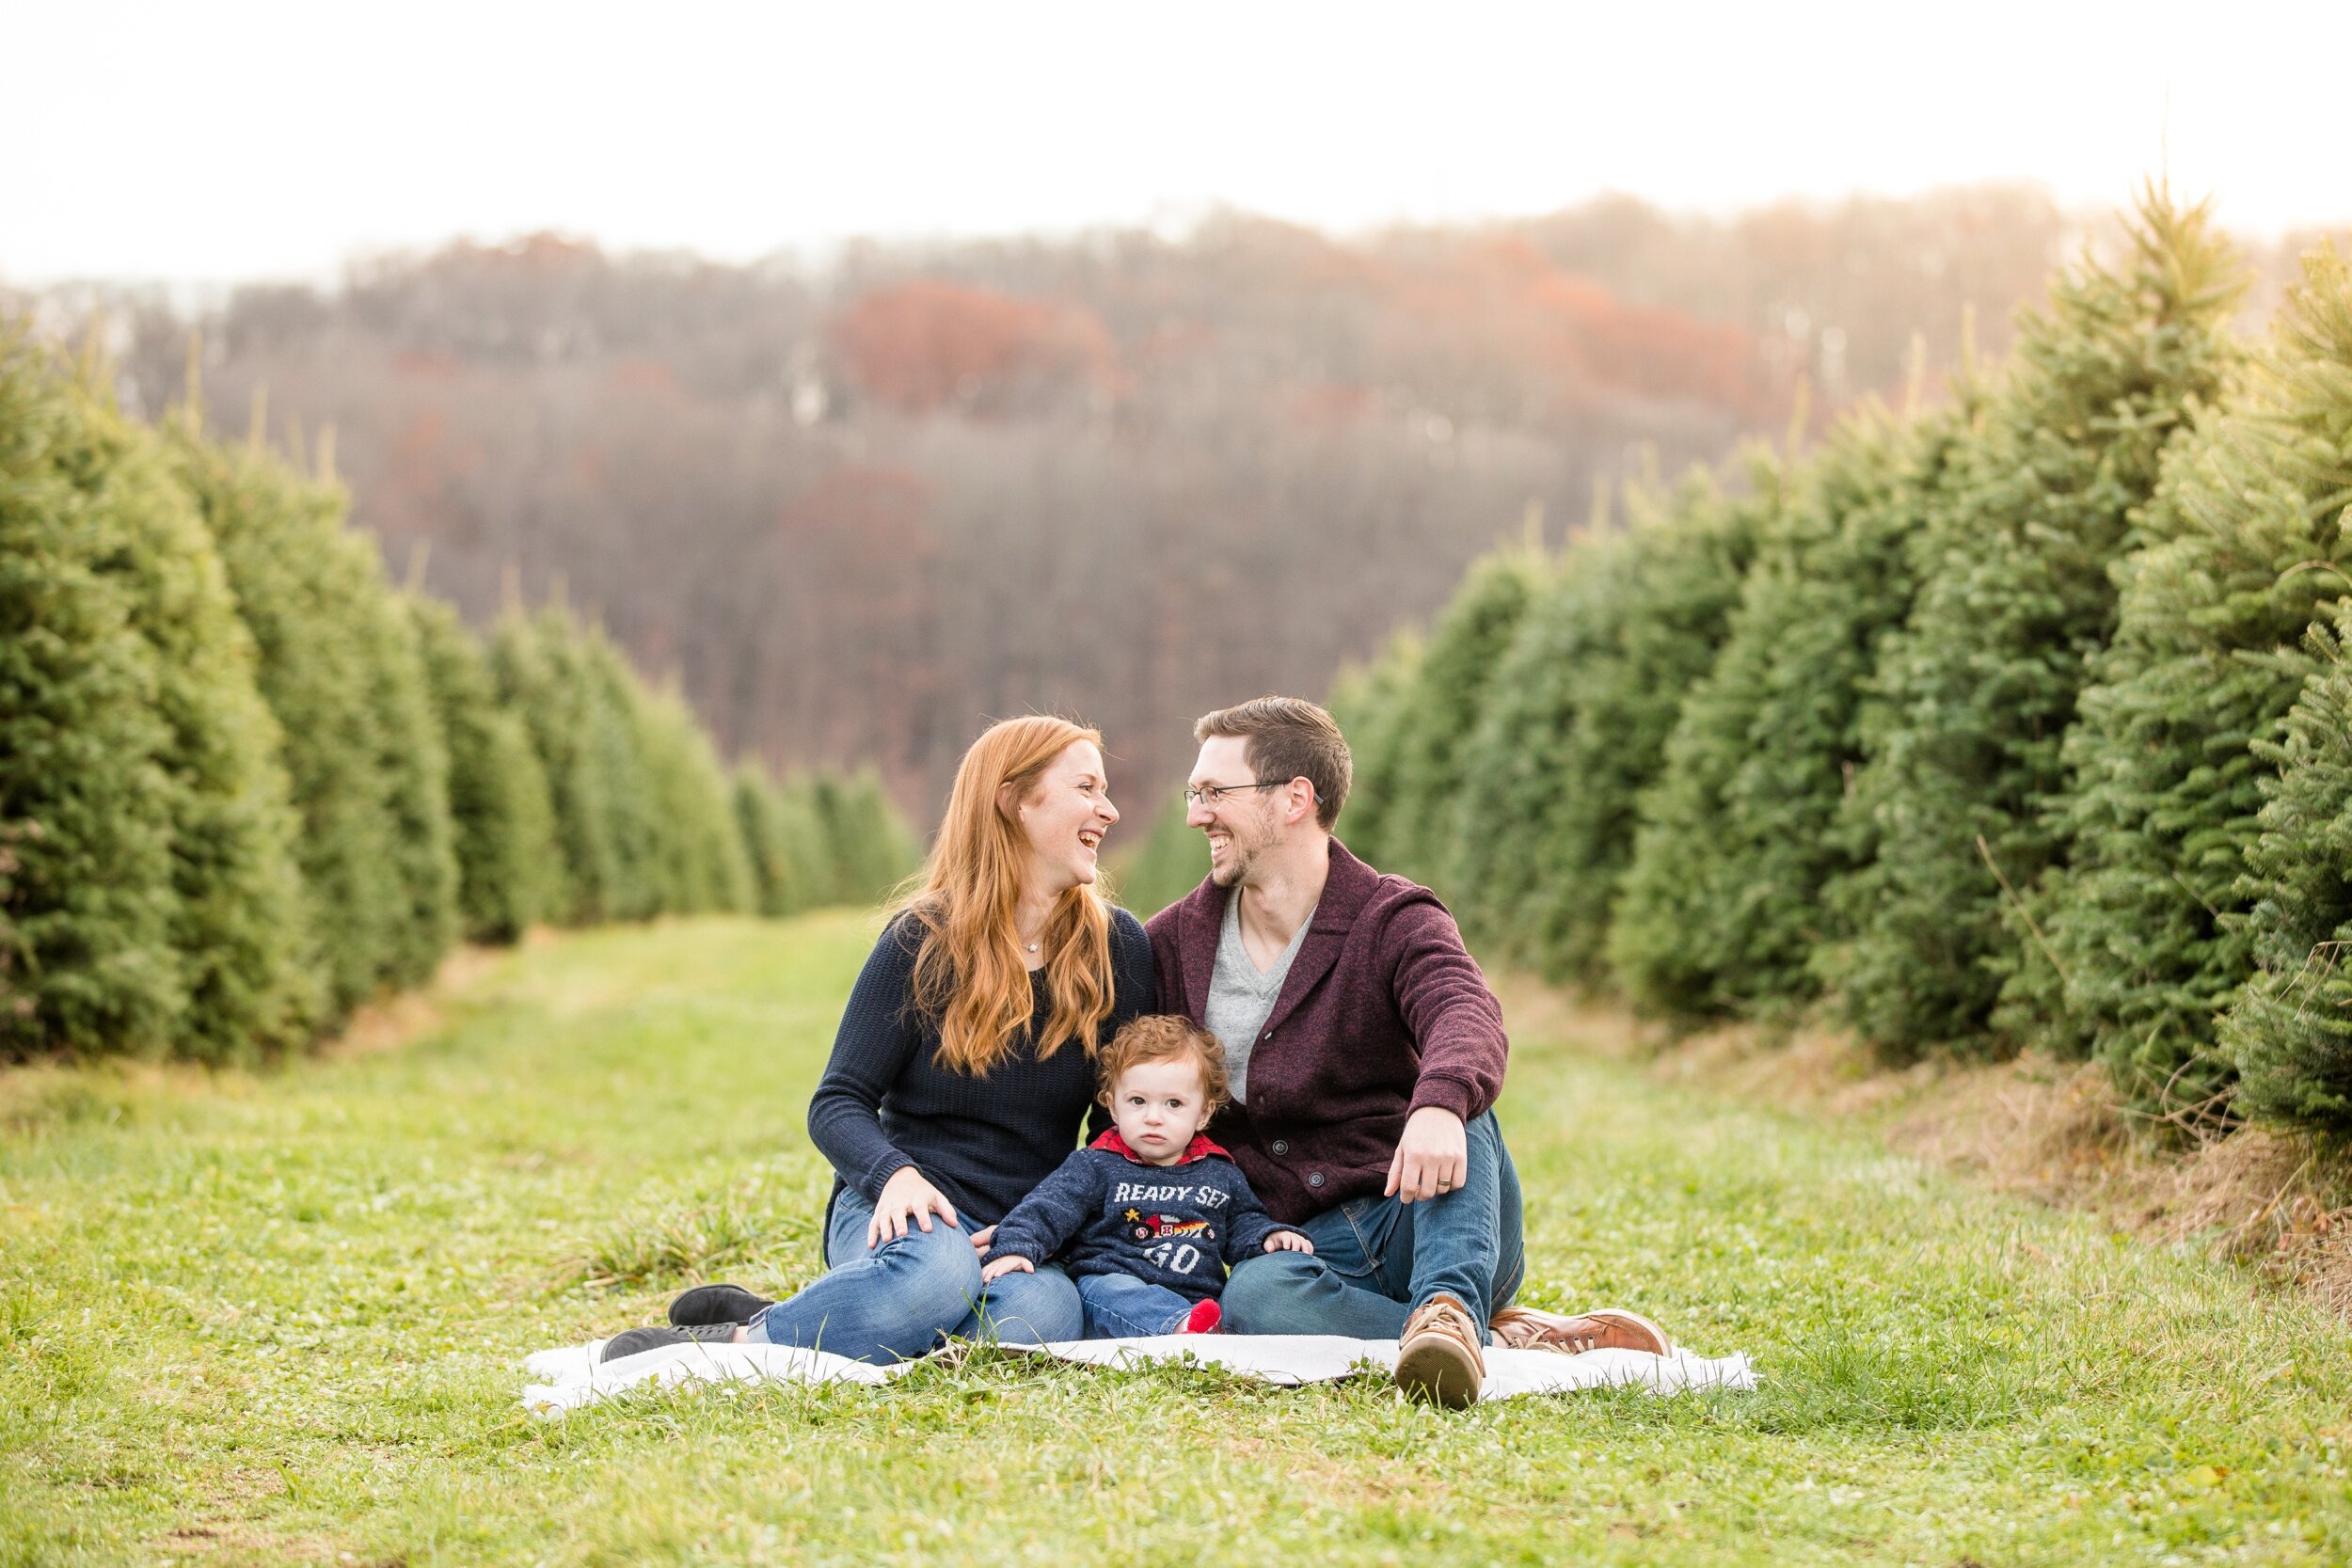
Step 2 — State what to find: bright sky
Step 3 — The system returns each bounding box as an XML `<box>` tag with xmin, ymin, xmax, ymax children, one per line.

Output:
<box><xmin>7</xmin><ymin>0</ymin><xmax>2344</xmax><ymax>286</ymax></box>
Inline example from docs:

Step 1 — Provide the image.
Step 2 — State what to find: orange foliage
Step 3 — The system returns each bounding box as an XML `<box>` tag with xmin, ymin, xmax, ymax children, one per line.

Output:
<box><xmin>447</xmin><ymin>230</ymin><xmax>604</xmax><ymax>277</ymax></box>
<box><xmin>1396</xmin><ymin>237</ymin><xmax>1766</xmax><ymax>416</ymax></box>
<box><xmin>832</xmin><ymin>279</ymin><xmax>1118</xmax><ymax>414</ymax></box>
<box><xmin>778</xmin><ymin>465</ymin><xmax>938</xmax><ymax>586</ymax></box>
<box><xmin>393</xmin><ymin>349</ymin><xmax>465</xmax><ymax>380</ymax></box>
<box><xmin>774</xmin><ymin>465</ymin><xmax>942</xmax><ymax>762</ymax></box>
<box><xmin>385</xmin><ymin>407</ymin><xmax>485</xmax><ymax>526</ymax></box>
<box><xmin>609</xmin><ymin>358</ymin><xmax>678</xmax><ymax>394</ymax></box>
<box><xmin>1289</xmin><ymin>382</ymin><xmax>1377</xmax><ymax>428</ymax></box>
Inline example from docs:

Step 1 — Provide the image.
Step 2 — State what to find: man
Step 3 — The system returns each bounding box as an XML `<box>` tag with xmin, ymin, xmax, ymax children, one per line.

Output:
<box><xmin>1144</xmin><ymin>696</ymin><xmax>1669</xmax><ymax>1406</ymax></box>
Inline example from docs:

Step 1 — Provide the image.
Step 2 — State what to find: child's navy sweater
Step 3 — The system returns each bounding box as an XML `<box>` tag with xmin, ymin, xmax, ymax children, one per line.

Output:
<box><xmin>984</xmin><ymin>1131</ymin><xmax>1298</xmax><ymax>1301</ymax></box>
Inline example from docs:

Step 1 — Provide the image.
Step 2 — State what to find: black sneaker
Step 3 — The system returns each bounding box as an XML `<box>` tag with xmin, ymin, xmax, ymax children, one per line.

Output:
<box><xmin>599</xmin><ymin>1323</ymin><xmax>740</xmax><ymax>1364</ymax></box>
<box><xmin>669</xmin><ymin>1282</ymin><xmax>775</xmax><ymax>1327</ymax></box>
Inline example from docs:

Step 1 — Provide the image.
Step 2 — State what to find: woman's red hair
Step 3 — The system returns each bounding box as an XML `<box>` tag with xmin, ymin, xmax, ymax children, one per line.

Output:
<box><xmin>898</xmin><ymin>716</ymin><xmax>1115</xmax><ymax>1074</ymax></box>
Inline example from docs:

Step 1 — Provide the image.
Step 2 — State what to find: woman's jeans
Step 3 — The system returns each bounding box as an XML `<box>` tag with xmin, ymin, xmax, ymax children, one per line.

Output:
<box><xmin>1073</xmin><ymin>1272</ymin><xmax>1198</xmax><ymax>1338</ymax></box>
<box><xmin>1220</xmin><ymin>1110</ymin><xmax>1524</xmax><ymax>1343</ymax></box>
<box><xmin>742</xmin><ymin>1187</ymin><xmax>1083</xmax><ymax>1364</ymax></box>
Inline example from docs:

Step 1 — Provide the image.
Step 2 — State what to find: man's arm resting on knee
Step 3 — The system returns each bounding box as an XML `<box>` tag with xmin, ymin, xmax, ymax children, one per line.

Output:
<box><xmin>1380</xmin><ymin>898</ymin><xmax>1501</xmax><ymax>1202</ymax></box>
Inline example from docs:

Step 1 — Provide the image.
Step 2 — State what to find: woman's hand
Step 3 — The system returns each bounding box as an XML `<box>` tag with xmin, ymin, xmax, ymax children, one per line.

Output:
<box><xmin>1264</xmin><ymin>1229</ymin><xmax>1315</xmax><ymax>1254</ymax></box>
<box><xmin>980</xmin><ymin>1254</ymin><xmax>1035</xmax><ymax>1284</ymax></box>
<box><xmin>867</xmin><ymin>1165</ymin><xmax>960</xmax><ymax>1247</ymax></box>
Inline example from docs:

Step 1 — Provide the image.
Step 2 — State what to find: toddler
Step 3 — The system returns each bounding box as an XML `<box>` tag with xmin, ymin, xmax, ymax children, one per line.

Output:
<box><xmin>981</xmin><ymin>1014</ymin><xmax>1312</xmax><ymax>1336</ymax></box>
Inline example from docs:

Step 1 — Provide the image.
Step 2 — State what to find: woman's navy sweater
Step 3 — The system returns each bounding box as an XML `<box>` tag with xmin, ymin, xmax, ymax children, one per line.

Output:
<box><xmin>805</xmin><ymin>909</ymin><xmax>1156</xmax><ymax>1228</ymax></box>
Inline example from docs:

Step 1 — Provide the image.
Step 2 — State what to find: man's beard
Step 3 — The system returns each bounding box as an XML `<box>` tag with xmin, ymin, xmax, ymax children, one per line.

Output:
<box><xmin>1208</xmin><ymin>832</ymin><xmax>1255</xmax><ymax>888</ymax></box>
<box><xmin>1207</xmin><ymin>801</ymin><xmax>1276</xmax><ymax>888</ymax></box>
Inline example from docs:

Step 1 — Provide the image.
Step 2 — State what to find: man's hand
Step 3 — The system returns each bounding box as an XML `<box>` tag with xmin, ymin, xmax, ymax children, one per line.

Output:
<box><xmin>979</xmin><ymin>1254</ymin><xmax>1034</xmax><ymax>1284</ymax></box>
<box><xmin>1263</xmin><ymin>1229</ymin><xmax>1315</xmax><ymax>1255</ymax></box>
<box><xmin>1384</xmin><ymin>1106</ymin><xmax>1468</xmax><ymax>1204</ymax></box>
<box><xmin>867</xmin><ymin>1165</ymin><xmax>960</xmax><ymax>1247</ymax></box>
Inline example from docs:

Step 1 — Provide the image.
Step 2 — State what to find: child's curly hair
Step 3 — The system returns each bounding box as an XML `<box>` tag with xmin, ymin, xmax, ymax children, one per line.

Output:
<box><xmin>1097</xmin><ymin>1014</ymin><xmax>1231</xmax><ymax>1112</ymax></box>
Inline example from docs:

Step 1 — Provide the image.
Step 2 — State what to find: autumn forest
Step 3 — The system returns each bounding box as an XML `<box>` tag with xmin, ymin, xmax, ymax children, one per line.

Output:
<box><xmin>56</xmin><ymin>182</ymin><xmax>2326</xmax><ymax>816</ymax></box>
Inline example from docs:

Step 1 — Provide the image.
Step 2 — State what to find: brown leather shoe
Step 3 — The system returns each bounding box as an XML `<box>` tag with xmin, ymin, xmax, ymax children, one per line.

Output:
<box><xmin>1488</xmin><ymin>1304</ymin><xmax>1672</xmax><ymax>1357</ymax></box>
<box><xmin>1394</xmin><ymin>1293</ymin><xmax>1486</xmax><ymax>1407</ymax></box>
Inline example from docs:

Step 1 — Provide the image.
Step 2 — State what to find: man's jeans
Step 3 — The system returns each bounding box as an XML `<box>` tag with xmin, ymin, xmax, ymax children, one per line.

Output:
<box><xmin>1073</xmin><ymin>1271</ymin><xmax>1197</xmax><ymax>1338</ymax></box>
<box><xmin>1220</xmin><ymin>1110</ymin><xmax>1523</xmax><ymax>1343</ymax></box>
<box><xmin>742</xmin><ymin>1187</ymin><xmax>1083</xmax><ymax>1364</ymax></box>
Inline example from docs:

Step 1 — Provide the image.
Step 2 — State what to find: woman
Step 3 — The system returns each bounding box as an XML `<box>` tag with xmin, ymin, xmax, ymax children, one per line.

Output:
<box><xmin>600</xmin><ymin>716</ymin><xmax>1154</xmax><ymax>1364</ymax></box>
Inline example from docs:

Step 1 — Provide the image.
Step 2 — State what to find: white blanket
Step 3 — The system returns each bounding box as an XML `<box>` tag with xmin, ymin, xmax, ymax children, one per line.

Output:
<box><xmin>520</xmin><ymin>1333</ymin><xmax>1756</xmax><ymax>1417</ymax></box>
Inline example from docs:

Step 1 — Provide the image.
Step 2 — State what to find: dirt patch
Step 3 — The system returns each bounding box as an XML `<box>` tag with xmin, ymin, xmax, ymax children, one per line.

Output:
<box><xmin>0</xmin><ymin>942</ymin><xmax>526</xmax><ymax>1108</ymax></box>
<box><xmin>152</xmin><ymin>1524</ymin><xmax>360</xmax><ymax>1564</ymax></box>
<box><xmin>319</xmin><ymin>942</ymin><xmax>512</xmax><ymax>1060</ymax></box>
<box><xmin>1495</xmin><ymin>974</ymin><xmax>2352</xmax><ymax>1321</ymax></box>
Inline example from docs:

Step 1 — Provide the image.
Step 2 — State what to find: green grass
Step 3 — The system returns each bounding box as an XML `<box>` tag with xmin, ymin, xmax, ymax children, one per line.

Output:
<box><xmin>4</xmin><ymin>911</ymin><xmax>2348</xmax><ymax>1566</ymax></box>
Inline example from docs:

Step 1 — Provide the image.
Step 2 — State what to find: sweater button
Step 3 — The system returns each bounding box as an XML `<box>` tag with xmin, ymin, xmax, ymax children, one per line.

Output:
<box><xmin>1270</xmin><ymin>1139</ymin><xmax>1289</xmax><ymax>1156</ymax></box>
<box><xmin>1307</xmin><ymin>1171</ymin><xmax>1326</xmax><ymax>1189</ymax></box>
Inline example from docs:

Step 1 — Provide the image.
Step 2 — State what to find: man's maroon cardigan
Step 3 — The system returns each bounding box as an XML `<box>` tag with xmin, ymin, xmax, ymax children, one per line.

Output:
<box><xmin>1143</xmin><ymin>839</ymin><xmax>1508</xmax><ymax>1226</ymax></box>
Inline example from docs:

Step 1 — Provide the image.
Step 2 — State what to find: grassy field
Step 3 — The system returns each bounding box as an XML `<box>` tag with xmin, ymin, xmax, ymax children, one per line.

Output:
<box><xmin>4</xmin><ymin>912</ymin><xmax>2349</xmax><ymax>1566</ymax></box>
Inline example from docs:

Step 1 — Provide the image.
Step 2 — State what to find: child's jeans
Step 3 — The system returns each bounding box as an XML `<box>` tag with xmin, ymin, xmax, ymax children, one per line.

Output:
<box><xmin>1073</xmin><ymin>1271</ymin><xmax>1200</xmax><ymax>1337</ymax></box>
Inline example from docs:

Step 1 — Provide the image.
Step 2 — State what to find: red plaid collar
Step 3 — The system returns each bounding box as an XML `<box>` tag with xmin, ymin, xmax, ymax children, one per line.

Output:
<box><xmin>1091</xmin><ymin>1128</ymin><xmax>1228</xmax><ymax>1165</ymax></box>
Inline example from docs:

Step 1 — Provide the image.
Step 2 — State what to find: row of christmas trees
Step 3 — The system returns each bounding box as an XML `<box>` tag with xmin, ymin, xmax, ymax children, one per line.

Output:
<box><xmin>1</xmin><ymin>331</ymin><xmax>918</xmax><ymax>1064</ymax></box>
<box><xmin>1136</xmin><ymin>187</ymin><xmax>2352</xmax><ymax>1139</ymax></box>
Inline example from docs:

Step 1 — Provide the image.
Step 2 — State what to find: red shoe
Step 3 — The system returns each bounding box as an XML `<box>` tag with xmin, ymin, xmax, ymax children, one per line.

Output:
<box><xmin>1181</xmin><ymin>1298</ymin><xmax>1223</xmax><ymax>1334</ymax></box>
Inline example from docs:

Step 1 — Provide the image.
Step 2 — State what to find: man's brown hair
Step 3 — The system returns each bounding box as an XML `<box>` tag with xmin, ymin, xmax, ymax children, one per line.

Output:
<box><xmin>1098</xmin><ymin>1014</ymin><xmax>1231</xmax><ymax>1112</ymax></box>
<box><xmin>1193</xmin><ymin>695</ymin><xmax>1351</xmax><ymax>831</ymax></box>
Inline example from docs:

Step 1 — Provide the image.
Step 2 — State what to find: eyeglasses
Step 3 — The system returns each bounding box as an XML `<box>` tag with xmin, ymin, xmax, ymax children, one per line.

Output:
<box><xmin>1182</xmin><ymin>780</ymin><xmax>1294</xmax><ymax>809</ymax></box>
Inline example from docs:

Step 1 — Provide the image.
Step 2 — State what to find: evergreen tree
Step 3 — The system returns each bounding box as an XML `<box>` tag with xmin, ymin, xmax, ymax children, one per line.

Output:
<box><xmin>1324</xmin><ymin>631</ymin><xmax>1422</xmax><ymax>870</ymax></box>
<box><xmin>1613</xmin><ymin>405</ymin><xmax>1949</xmax><ymax>1016</ymax></box>
<box><xmin>1377</xmin><ymin>541</ymin><xmax>1545</xmax><ymax>893</ymax></box>
<box><xmin>1495</xmin><ymin>459</ymin><xmax>1773</xmax><ymax>982</ymax></box>
<box><xmin>581</xmin><ymin>632</ymin><xmax>665</xmax><ymax>921</ymax></box>
<box><xmin>490</xmin><ymin>605</ymin><xmax>653</xmax><ymax>926</ymax></box>
<box><xmin>363</xmin><ymin>579</ymin><xmax>460</xmax><ymax>983</ymax></box>
<box><xmin>175</xmin><ymin>426</ymin><xmax>456</xmax><ymax>1019</ymax></box>
<box><xmin>409</xmin><ymin>595</ymin><xmax>559</xmax><ymax>943</ymax></box>
<box><xmin>819</xmin><ymin>768</ymin><xmax>921</xmax><ymax>907</ymax></box>
<box><xmin>1824</xmin><ymin>190</ymin><xmax>2246</xmax><ymax>1060</ymax></box>
<box><xmin>489</xmin><ymin>608</ymin><xmax>602</xmax><ymax>924</ymax></box>
<box><xmin>702</xmin><ymin>757</ymin><xmax>761</xmax><ymax>919</ymax></box>
<box><xmin>1115</xmin><ymin>794</ymin><xmax>1207</xmax><ymax>919</ymax></box>
<box><xmin>733</xmin><ymin>766</ymin><xmax>916</xmax><ymax>916</ymax></box>
<box><xmin>0</xmin><ymin>335</ymin><xmax>181</xmax><ymax>1054</ymax></box>
<box><xmin>4</xmin><ymin>339</ymin><xmax>316</xmax><ymax>1060</ymax></box>
<box><xmin>736</xmin><ymin>768</ymin><xmax>813</xmax><ymax>918</ymax></box>
<box><xmin>634</xmin><ymin>682</ymin><xmax>756</xmax><ymax>915</ymax></box>
<box><xmin>630</xmin><ymin>687</ymin><xmax>705</xmax><ymax>914</ymax></box>
<box><xmin>117</xmin><ymin>404</ymin><xmax>314</xmax><ymax>1061</ymax></box>
<box><xmin>2217</xmin><ymin>610</ymin><xmax>2352</xmax><ymax>1133</ymax></box>
<box><xmin>500</xmin><ymin>603</ymin><xmax>868</xmax><ymax>927</ymax></box>
<box><xmin>775</xmin><ymin>776</ymin><xmax>846</xmax><ymax>911</ymax></box>
<box><xmin>1443</xmin><ymin>528</ymin><xmax>1614</xmax><ymax>962</ymax></box>
<box><xmin>2037</xmin><ymin>242</ymin><xmax>2352</xmax><ymax>1120</ymax></box>
<box><xmin>8</xmin><ymin>338</ymin><xmax>317</xmax><ymax>1062</ymax></box>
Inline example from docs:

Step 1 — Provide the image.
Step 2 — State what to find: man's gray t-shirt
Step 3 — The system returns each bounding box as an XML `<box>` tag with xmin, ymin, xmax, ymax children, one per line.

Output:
<box><xmin>1203</xmin><ymin>894</ymin><xmax>1314</xmax><ymax>1104</ymax></box>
